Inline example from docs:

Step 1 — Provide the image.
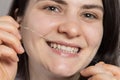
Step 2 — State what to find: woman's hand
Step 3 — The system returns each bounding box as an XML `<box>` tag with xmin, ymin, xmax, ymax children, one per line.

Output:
<box><xmin>0</xmin><ymin>16</ymin><xmax>24</xmax><ymax>80</ymax></box>
<box><xmin>80</xmin><ymin>62</ymin><xmax>120</xmax><ymax>80</ymax></box>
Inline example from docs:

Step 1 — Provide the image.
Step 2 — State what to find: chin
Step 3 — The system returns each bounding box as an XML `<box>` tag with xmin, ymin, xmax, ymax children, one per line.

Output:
<box><xmin>52</xmin><ymin>71</ymin><xmax>76</xmax><ymax>77</ymax></box>
<box><xmin>47</xmin><ymin>65</ymin><xmax>79</xmax><ymax>77</ymax></box>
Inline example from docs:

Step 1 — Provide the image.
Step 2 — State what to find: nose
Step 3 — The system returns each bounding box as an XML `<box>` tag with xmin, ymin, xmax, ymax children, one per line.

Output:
<box><xmin>58</xmin><ymin>20</ymin><xmax>81</xmax><ymax>39</ymax></box>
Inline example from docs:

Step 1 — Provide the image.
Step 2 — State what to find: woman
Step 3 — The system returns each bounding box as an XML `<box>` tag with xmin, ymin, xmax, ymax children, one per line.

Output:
<box><xmin>0</xmin><ymin>0</ymin><xmax>120</xmax><ymax>80</ymax></box>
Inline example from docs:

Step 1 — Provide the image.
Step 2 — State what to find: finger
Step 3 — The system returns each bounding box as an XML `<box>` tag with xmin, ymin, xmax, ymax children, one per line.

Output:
<box><xmin>0</xmin><ymin>16</ymin><xmax>19</xmax><ymax>28</ymax></box>
<box><xmin>0</xmin><ymin>45</ymin><xmax>19</xmax><ymax>62</ymax></box>
<box><xmin>88</xmin><ymin>73</ymin><xmax>116</xmax><ymax>80</ymax></box>
<box><xmin>80</xmin><ymin>65</ymin><xmax>112</xmax><ymax>77</ymax></box>
<box><xmin>0</xmin><ymin>40</ymin><xmax>2</xmax><ymax>44</ymax></box>
<box><xmin>0</xmin><ymin>21</ymin><xmax>21</xmax><ymax>39</ymax></box>
<box><xmin>80</xmin><ymin>66</ymin><xmax>103</xmax><ymax>77</ymax></box>
<box><xmin>102</xmin><ymin>63</ymin><xmax>120</xmax><ymax>78</ymax></box>
<box><xmin>0</xmin><ymin>63</ymin><xmax>10</xmax><ymax>80</ymax></box>
<box><xmin>0</xmin><ymin>30</ymin><xmax>24</xmax><ymax>54</ymax></box>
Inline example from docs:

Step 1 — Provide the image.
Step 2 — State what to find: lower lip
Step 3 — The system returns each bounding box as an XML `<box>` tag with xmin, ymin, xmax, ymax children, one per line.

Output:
<box><xmin>50</xmin><ymin>47</ymin><xmax>79</xmax><ymax>57</ymax></box>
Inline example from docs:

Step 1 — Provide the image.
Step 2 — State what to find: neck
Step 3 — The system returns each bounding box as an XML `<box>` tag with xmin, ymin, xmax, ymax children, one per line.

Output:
<box><xmin>29</xmin><ymin>59</ymin><xmax>80</xmax><ymax>80</ymax></box>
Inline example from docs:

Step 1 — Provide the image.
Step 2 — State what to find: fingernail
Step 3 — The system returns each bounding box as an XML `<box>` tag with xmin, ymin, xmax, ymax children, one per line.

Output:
<box><xmin>19</xmin><ymin>45</ymin><xmax>24</xmax><ymax>53</ymax></box>
<box><xmin>80</xmin><ymin>70</ymin><xmax>84</xmax><ymax>74</ymax></box>
<box><xmin>17</xmin><ymin>30</ymin><xmax>22</xmax><ymax>40</ymax></box>
<box><xmin>18</xmin><ymin>33</ymin><xmax>22</xmax><ymax>40</ymax></box>
<box><xmin>20</xmin><ymin>46</ymin><xmax>24</xmax><ymax>53</ymax></box>
<box><xmin>99</xmin><ymin>61</ymin><xmax>105</xmax><ymax>65</ymax></box>
<box><xmin>17</xmin><ymin>57</ymin><xmax>19</xmax><ymax>62</ymax></box>
<box><xmin>12</xmin><ymin>56</ymin><xmax>19</xmax><ymax>62</ymax></box>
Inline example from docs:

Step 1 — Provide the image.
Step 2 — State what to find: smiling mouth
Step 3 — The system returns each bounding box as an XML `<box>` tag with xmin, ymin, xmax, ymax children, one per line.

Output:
<box><xmin>47</xmin><ymin>41</ymin><xmax>81</xmax><ymax>54</ymax></box>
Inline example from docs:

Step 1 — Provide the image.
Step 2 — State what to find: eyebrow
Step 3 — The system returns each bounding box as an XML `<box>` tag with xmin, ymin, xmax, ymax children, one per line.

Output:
<box><xmin>36</xmin><ymin>0</ymin><xmax>67</xmax><ymax>5</ymax></box>
<box><xmin>36</xmin><ymin>0</ymin><xmax>103</xmax><ymax>12</ymax></box>
<box><xmin>50</xmin><ymin>0</ymin><xmax>67</xmax><ymax>5</ymax></box>
<box><xmin>82</xmin><ymin>4</ymin><xmax>104</xmax><ymax>12</ymax></box>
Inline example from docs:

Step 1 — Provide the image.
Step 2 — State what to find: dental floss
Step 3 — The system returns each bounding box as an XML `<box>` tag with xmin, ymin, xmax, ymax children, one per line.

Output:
<box><xmin>20</xmin><ymin>25</ymin><xmax>49</xmax><ymax>40</ymax></box>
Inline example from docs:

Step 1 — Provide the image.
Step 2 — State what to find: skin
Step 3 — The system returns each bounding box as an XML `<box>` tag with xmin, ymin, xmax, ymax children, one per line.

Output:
<box><xmin>0</xmin><ymin>0</ymin><xmax>120</xmax><ymax>80</ymax></box>
<box><xmin>21</xmin><ymin>0</ymin><xmax>103</xmax><ymax>79</ymax></box>
<box><xmin>0</xmin><ymin>16</ymin><xmax>23</xmax><ymax>80</ymax></box>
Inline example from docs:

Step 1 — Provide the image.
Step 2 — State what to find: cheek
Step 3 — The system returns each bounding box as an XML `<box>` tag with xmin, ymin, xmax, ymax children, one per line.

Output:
<box><xmin>26</xmin><ymin>12</ymin><xmax>57</xmax><ymax>37</ymax></box>
<box><xmin>84</xmin><ymin>24</ymin><xmax>103</xmax><ymax>48</ymax></box>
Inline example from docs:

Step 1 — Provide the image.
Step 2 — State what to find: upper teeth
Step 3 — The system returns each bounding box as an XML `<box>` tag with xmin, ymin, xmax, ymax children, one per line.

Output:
<box><xmin>50</xmin><ymin>43</ymin><xmax>79</xmax><ymax>54</ymax></box>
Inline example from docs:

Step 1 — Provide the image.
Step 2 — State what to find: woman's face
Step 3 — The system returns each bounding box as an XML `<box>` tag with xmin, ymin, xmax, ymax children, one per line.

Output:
<box><xmin>21</xmin><ymin>0</ymin><xmax>103</xmax><ymax>77</ymax></box>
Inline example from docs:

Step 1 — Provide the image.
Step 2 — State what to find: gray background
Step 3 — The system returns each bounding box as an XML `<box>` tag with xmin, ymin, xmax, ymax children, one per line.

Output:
<box><xmin>0</xmin><ymin>0</ymin><xmax>13</xmax><ymax>16</ymax></box>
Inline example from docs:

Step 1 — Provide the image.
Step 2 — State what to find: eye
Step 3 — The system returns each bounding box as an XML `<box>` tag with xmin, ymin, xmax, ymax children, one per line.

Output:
<box><xmin>43</xmin><ymin>5</ymin><xmax>61</xmax><ymax>13</ymax></box>
<box><xmin>83</xmin><ymin>12</ymin><xmax>97</xmax><ymax>19</ymax></box>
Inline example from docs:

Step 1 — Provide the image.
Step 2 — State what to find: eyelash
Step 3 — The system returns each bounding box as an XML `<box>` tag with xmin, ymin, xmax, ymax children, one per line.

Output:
<box><xmin>40</xmin><ymin>4</ymin><xmax>100</xmax><ymax>21</ymax></box>
<box><xmin>43</xmin><ymin>5</ymin><xmax>62</xmax><ymax>13</ymax></box>
<box><xmin>82</xmin><ymin>12</ymin><xmax>98</xmax><ymax>20</ymax></box>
